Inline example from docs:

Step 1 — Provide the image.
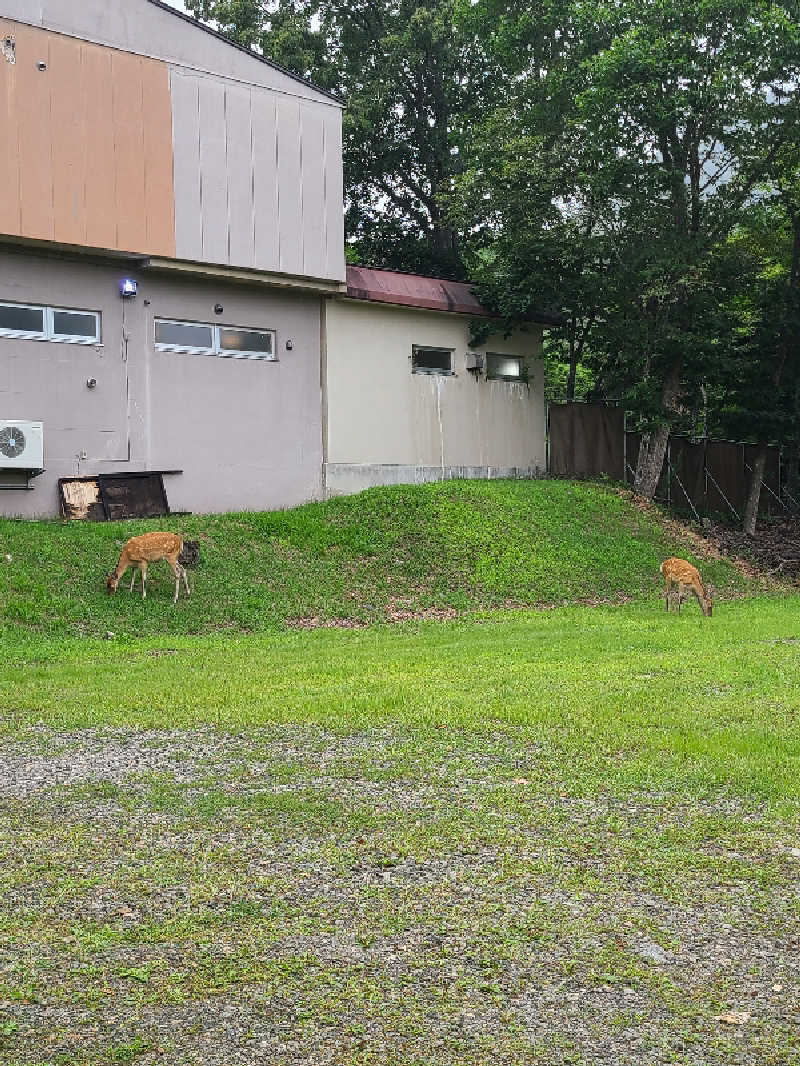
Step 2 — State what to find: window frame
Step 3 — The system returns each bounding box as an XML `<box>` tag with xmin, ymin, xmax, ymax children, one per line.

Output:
<box><xmin>154</xmin><ymin>318</ymin><xmax>277</xmax><ymax>361</ymax></box>
<box><xmin>154</xmin><ymin>318</ymin><xmax>216</xmax><ymax>356</ymax></box>
<box><xmin>0</xmin><ymin>301</ymin><xmax>101</xmax><ymax>345</ymax></box>
<box><xmin>486</xmin><ymin>352</ymin><xmax>525</xmax><ymax>382</ymax></box>
<box><xmin>217</xmin><ymin>325</ymin><xmax>276</xmax><ymax>361</ymax></box>
<box><xmin>411</xmin><ymin>344</ymin><xmax>454</xmax><ymax>376</ymax></box>
<box><xmin>48</xmin><ymin>307</ymin><xmax>102</xmax><ymax>345</ymax></box>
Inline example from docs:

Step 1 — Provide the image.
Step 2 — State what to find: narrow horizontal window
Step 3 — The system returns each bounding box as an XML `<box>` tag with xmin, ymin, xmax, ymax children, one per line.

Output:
<box><xmin>154</xmin><ymin>319</ymin><xmax>215</xmax><ymax>353</ymax></box>
<box><xmin>51</xmin><ymin>309</ymin><xmax>100</xmax><ymax>344</ymax></box>
<box><xmin>155</xmin><ymin>319</ymin><xmax>276</xmax><ymax>360</ymax></box>
<box><xmin>486</xmin><ymin>353</ymin><xmax>524</xmax><ymax>381</ymax></box>
<box><xmin>0</xmin><ymin>302</ymin><xmax>46</xmax><ymax>338</ymax></box>
<box><xmin>412</xmin><ymin>345</ymin><xmax>453</xmax><ymax>375</ymax></box>
<box><xmin>218</xmin><ymin>327</ymin><xmax>274</xmax><ymax>359</ymax></box>
<box><xmin>0</xmin><ymin>301</ymin><xmax>100</xmax><ymax>344</ymax></box>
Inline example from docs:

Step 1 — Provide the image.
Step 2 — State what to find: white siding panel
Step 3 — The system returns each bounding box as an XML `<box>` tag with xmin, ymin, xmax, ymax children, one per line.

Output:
<box><xmin>225</xmin><ymin>83</ymin><xmax>255</xmax><ymax>269</ymax></box>
<box><xmin>171</xmin><ymin>70</ymin><xmax>202</xmax><ymax>262</ymax></box>
<box><xmin>198</xmin><ymin>76</ymin><xmax>228</xmax><ymax>265</ymax></box>
<box><xmin>300</xmin><ymin>103</ymin><xmax>326</xmax><ymax>280</ymax></box>
<box><xmin>276</xmin><ymin>95</ymin><xmax>303</xmax><ymax>277</ymax></box>
<box><xmin>323</xmin><ymin>107</ymin><xmax>346</xmax><ymax>281</ymax></box>
<box><xmin>252</xmin><ymin>90</ymin><xmax>280</xmax><ymax>273</ymax></box>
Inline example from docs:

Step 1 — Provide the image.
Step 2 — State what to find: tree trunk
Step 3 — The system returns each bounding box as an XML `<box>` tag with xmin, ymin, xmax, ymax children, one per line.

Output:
<box><xmin>633</xmin><ymin>423</ymin><xmax>670</xmax><ymax>499</ymax></box>
<box><xmin>632</xmin><ymin>360</ymin><xmax>683</xmax><ymax>501</ymax></box>
<box><xmin>743</xmin><ymin>443</ymin><xmax>767</xmax><ymax>537</ymax></box>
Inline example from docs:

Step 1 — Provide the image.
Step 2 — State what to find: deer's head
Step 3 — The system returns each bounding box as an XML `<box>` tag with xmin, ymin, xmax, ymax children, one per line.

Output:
<box><xmin>106</xmin><ymin>572</ymin><xmax>119</xmax><ymax>594</ymax></box>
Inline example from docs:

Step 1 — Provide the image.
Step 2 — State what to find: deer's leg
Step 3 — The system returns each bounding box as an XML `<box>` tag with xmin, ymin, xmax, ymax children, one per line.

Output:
<box><xmin>677</xmin><ymin>583</ymin><xmax>684</xmax><ymax>613</ymax></box>
<box><xmin>140</xmin><ymin>562</ymin><xmax>147</xmax><ymax>599</ymax></box>
<box><xmin>181</xmin><ymin>564</ymin><xmax>190</xmax><ymax>598</ymax></box>
<box><xmin>664</xmin><ymin>581</ymin><xmax>670</xmax><ymax>611</ymax></box>
<box><xmin>129</xmin><ymin>568</ymin><xmax>137</xmax><ymax>592</ymax></box>
<box><xmin>167</xmin><ymin>557</ymin><xmax>181</xmax><ymax>604</ymax></box>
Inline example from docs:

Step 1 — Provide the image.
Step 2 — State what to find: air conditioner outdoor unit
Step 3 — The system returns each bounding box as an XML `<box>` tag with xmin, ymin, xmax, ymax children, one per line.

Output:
<box><xmin>0</xmin><ymin>420</ymin><xmax>44</xmax><ymax>470</ymax></box>
<box><xmin>465</xmin><ymin>351</ymin><xmax>485</xmax><ymax>372</ymax></box>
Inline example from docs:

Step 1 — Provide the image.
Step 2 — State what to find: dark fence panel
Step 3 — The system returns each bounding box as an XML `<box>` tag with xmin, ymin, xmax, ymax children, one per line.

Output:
<box><xmin>551</xmin><ymin>405</ymin><xmax>783</xmax><ymax>517</ymax></box>
<box><xmin>549</xmin><ymin>404</ymin><xmax>625</xmax><ymax>480</ymax></box>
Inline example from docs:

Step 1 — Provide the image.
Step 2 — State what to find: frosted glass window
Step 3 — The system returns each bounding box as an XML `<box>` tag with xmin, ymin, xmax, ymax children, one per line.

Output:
<box><xmin>486</xmin><ymin>353</ymin><xmax>523</xmax><ymax>381</ymax></box>
<box><xmin>0</xmin><ymin>303</ymin><xmax>45</xmax><ymax>337</ymax></box>
<box><xmin>412</xmin><ymin>345</ymin><xmax>453</xmax><ymax>375</ymax></box>
<box><xmin>0</xmin><ymin>302</ymin><xmax>100</xmax><ymax>344</ymax></box>
<box><xmin>52</xmin><ymin>310</ymin><xmax>100</xmax><ymax>343</ymax></box>
<box><xmin>218</xmin><ymin>327</ymin><xmax>274</xmax><ymax>359</ymax></box>
<box><xmin>155</xmin><ymin>319</ymin><xmax>277</xmax><ymax>361</ymax></box>
<box><xmin>155</xmin><ymin>320</ymin><xmax>215</xmax><ymax>352</ymax></box>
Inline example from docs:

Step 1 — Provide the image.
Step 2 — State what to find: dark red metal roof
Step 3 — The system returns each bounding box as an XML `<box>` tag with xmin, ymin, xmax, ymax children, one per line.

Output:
<box><xmin>346</xmin><ymin>266</ymin><xmax>490</xmax><ymax>316</ymax></box>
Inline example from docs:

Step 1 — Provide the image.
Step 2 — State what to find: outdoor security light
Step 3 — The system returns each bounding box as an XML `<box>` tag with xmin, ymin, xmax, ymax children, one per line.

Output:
<box><xmin>119</xmin><ymin>278</ymin><xmax>138</xmax><ymax>298</ymax></box>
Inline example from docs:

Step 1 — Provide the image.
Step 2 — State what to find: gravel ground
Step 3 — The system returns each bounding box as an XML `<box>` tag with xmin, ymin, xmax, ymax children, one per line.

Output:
<box><xmin>1</xmin><ymin>727</ymin><xmax>799</xmax><ymax>1066</ymax></box>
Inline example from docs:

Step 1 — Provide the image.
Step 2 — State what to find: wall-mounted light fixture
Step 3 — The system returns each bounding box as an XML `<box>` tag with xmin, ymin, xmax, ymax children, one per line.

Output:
<box><xmin>86</xmin><ymin>377</ymin><xmax>97</xmax><ymax>389</ymax></box>
<box><xmin>214</xmin><ymin>303</ymin><xmax>224</xmax><ymax>315</ymax></box>
<box><xmin>119</xmin><ymin>278</ymin><xmax>138</xmax><ymax>298</ymax></box>
<box><xmin>285</xmin><ymin>339</ymin><xmax>294</xmax><ymax>351</ymax></box>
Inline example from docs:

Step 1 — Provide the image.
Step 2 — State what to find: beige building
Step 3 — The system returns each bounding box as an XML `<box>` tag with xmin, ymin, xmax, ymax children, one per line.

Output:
<box><xmin>322</xmin><ymin>268</ymin><xmax>549</xmax><ymax>496</ymax></box>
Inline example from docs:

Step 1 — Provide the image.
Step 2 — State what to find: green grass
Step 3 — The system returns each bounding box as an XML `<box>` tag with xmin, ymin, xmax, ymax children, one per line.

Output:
<box><xmin>2</xmin><ymin>599</ymin><xmax>800</xmax><ymax>1064</ymax></box>
<box><xmin>0</xmin><ymin>479</ymin><xmax>753</xmax><ymax>639</ymax></box>
<box><xmin>3</xmin><ymin>596</ymin><xmax>800</xmax><ymax>798</ymax></box>
<box><xmin>2</xmin><ymin>481</ymin><xmax>798</xmax><ymax>1064</ymax></box>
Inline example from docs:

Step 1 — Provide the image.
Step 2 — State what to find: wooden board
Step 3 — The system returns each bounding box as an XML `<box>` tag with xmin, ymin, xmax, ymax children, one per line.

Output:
<box><xmin>59</xmin><ymin>473</ymin><xmax>175</xmax><ymax>521</ymax></box>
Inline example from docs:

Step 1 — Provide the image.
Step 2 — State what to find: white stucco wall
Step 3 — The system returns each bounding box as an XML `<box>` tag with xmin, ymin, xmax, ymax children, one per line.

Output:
<box><xmin>323</xmin><ymin>298</ymin><xmax>546</xmax><ymax>492</ymax></box>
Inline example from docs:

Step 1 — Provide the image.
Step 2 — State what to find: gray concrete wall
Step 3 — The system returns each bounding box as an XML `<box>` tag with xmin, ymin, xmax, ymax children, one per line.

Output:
<box><xmin>323</xmin><ymin>298</ymin><xmax>546</xmax><ymax>493</ymax></box>
<box><xmin>0</xmin><ymin>248</ymin><xmax>323</xmax><ymax>517</ymax></box>
<box><xmin>325</xmin><ymin>464</ymin><xmax>542</xmax><ymax>496</ymax></box>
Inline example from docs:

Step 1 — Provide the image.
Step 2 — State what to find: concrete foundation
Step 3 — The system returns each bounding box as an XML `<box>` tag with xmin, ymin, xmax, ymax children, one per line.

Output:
<box><xmin>325</xmin><ymin>463</ymin><xmax>545</xmax><ymax>497</ymax></box>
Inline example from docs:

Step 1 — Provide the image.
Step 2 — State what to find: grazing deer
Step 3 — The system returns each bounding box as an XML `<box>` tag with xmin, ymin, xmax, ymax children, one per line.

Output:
<box><xmin>106</xmin><ymin>532</ymin><xmax>190</xmax><ymax>604</ymax></box>
<box><xmin>660</xmin><ymin>557</ymin><xmax>712</xmax><ymax>616</ymax></box>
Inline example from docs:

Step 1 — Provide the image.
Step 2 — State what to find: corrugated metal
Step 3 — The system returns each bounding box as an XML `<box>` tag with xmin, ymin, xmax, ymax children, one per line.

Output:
<box><xmin>170</xmin><ymin>70</ymin><xmax>345</xmax><ymax>282</ymax></box>
<box><xmin>345</xmin><ymin>267</ymin><xmax>489</xmax><ymax>316</ymax></box>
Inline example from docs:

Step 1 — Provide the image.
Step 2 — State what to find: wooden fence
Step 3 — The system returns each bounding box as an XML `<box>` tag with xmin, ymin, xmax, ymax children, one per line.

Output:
<box><xmin>548</xmin><ymin>403</ymin><xmax>786</xmax><ymax>520</ymax></box>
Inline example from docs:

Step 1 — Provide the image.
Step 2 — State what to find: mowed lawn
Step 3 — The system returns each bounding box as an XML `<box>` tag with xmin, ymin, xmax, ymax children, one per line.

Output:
<box><xmin>2</xmin><ymin>597</ymin><xmax>800</xmax><ymax>1065</ymax></box>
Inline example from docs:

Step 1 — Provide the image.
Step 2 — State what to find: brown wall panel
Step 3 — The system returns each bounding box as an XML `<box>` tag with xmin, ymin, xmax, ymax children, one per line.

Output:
<box><xmin>49</xmin><ymin>33</ymin><xmax>87</xmax><ymax>247</ymax></box>
<box><xmin>81</xmin><ymin>42</ymin><xmax>117</xmax><ymax>251</ymax></box>
<box><xmin>0</xmin><ymin>19</ymin><xmax>175</xmax><ymax>258</ymax></box>
<box><xmin>111</xmin><ymin>49</ymin><xmax>147</xmax><ymax>255</ymax></box>
<box><xmin>0</xmin><ymin>21</ymin><xmax>21</xmax><ymax>237</ymax></box>
<box><xmin>14</xmin><ymin>23</ymin><xmax>54</xmax><ymax>242</ymax></box>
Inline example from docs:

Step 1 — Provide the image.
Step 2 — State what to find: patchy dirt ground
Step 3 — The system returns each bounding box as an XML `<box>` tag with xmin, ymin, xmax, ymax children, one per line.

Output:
<box><xmin>1</xmin><ymin>727</ymin><xmax>798</xmax><ymax>1066</ymax></box>
<box><xmin>705</xmin><ymin>517</ymin><xmax>800</xmax><ymax>582</ymax></box>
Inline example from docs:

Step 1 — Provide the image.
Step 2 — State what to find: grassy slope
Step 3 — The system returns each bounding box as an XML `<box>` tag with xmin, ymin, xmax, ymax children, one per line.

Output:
<box><xmin>0</xmin><ymin>479</ymin><xmax>753</xmax><ymax>639</ymax></box>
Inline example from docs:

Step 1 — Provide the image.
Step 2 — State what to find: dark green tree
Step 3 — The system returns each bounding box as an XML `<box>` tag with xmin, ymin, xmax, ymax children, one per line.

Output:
<box><xmin>457</xmin><ymin>0</ymin><xmax>800</xmax><ymax>498</ymax></box>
